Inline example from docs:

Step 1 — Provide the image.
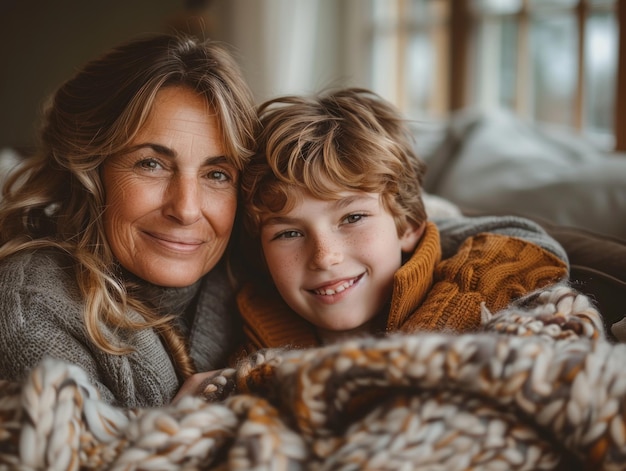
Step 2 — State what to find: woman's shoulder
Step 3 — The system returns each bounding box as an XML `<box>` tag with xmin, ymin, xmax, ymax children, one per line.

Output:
<box><xmin>0</xmin><ymin>248</ymin><xmax>74</xmax><ymax>284</ymax></box>
<box><xmin>0</xmin><ymin>248</ymin><xmax>80</xmax><ymax>314</ymax></box>
<box><xmin>0</xmin><ymin>249</ymin><xmax>86</xmax><ymax>380</ymax></box>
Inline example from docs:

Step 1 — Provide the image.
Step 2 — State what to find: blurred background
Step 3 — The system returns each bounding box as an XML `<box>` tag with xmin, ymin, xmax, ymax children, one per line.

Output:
<box><xmin>1</xmin><ymin>0</ymin><xmax>624</xmax><ymax>153</ymax></box>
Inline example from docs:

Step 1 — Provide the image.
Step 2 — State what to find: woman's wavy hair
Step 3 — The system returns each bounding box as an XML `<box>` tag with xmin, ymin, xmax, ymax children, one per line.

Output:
<box><xmin>241</xmin><ymin>87</ymin><xmax>427</xmax><ymax>238</ymax></box>
<box><xmin>0</xmin><ymin>33</ymin><xmax>258</xmax><ymax>378</ymax></box>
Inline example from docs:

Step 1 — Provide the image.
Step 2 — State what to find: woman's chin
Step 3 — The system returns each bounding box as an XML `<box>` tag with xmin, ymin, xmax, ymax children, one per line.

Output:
<box><xmin>133</xmin><ymin>265</ymin><xmax>205</xmax><ymax>288</ymax></box>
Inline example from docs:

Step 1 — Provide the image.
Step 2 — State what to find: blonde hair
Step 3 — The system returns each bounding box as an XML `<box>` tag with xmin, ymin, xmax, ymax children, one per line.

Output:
<box><xmin>0</xmin><ymin>33</ymin><xmax>258</xmax><ymax>378</ymax></box>
<box><xmin>241</xmin><ymin>88</ymin><xmax>427</xmax><ymax>238</ymax></box>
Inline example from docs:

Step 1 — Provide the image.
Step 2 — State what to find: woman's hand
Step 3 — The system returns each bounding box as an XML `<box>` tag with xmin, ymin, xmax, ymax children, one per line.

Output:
<box><xmin>172</xmin><ymin>370</ymin><xmax>220</xmax><ymax>403</ymax></box>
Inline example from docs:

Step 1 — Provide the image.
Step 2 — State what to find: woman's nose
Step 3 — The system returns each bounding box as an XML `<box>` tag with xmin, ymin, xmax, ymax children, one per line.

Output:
<box><xmin>308</xmin><ymin>235</ymin><xmax>343</xmax><ymax>270</ymax></box>
<box><xmin>164</xmin><ymin>175</ymin><xmax>203</xmax><ymax>225</ymax></box>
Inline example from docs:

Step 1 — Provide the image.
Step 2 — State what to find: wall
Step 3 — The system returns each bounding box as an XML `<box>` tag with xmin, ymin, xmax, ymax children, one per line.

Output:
<box><xmin>0</xmin><ymin>0</ymin><xmax>193</xmax><ymax>150</ymax></box>
<box><xmin>0</xmin><ymin>0</ymin><xmax>370</xmax><ymax>152</ymax></box>
<box><xmin>207</xmin><ymin>0</ymin><xmax>367</xmax><ymax>103</ymax></box>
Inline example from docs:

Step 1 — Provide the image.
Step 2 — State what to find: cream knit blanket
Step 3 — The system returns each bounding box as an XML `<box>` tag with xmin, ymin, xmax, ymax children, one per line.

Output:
<box><xmin>0</xmin><ymin>284</ymin><xmax>623</xmax><ymax>470</ymax></box>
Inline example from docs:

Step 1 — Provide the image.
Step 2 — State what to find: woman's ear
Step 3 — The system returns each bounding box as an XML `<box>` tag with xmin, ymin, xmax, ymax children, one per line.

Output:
<box><xmin>400</xmin><ymin>221</ymin><xmax>426</xmax><ymax>253</ymax></box>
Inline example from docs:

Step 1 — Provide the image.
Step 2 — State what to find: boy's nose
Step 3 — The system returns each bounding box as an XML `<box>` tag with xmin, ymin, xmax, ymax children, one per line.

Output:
<box><xmin>309</xmin><ymin>236</ymin><xmax>343</xmax><ymax>270</ymax></box>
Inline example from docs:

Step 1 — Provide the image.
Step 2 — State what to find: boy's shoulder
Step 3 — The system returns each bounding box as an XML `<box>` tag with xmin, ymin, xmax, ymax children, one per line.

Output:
<box><xmin>433</xmin><ymin>214</ymin><xmax>569</xmax><ymax>265</ymax></box>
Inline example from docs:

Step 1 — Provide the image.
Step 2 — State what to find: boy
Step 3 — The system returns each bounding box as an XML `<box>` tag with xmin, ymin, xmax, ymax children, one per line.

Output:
<box><xmin>237</xmin><ymin>88</ymin><xmax>567</xmax><ymax>349</ymax></box>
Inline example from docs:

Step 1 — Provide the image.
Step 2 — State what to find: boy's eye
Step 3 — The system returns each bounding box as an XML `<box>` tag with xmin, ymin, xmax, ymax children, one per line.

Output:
<box><xmin>274</xmin><ymin>230</ymin><xmax>302</xmax><ymax>240</ymax></box>
<box><xmin>344</xmin><ymin>213</ymin><xmax>365</xmax><ymax>224</ymax></box>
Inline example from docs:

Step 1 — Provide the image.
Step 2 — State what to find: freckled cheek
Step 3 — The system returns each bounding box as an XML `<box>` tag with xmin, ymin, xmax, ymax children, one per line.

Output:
<box><xmin>266</xmin><ymin>249</ymin><xmax>301</xmax><ymax>287</ymax></box>
<box><xmin>346</xmin><ymin>233</ymin><xmax>373</xmax><ymax>255</ymax></box>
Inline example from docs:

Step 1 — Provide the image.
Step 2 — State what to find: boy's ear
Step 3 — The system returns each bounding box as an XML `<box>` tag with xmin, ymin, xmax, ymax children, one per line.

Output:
<box><xmin>400</xmin><ymin>221</ymin><xmax>426</xmax><ymax>253</ymax></box>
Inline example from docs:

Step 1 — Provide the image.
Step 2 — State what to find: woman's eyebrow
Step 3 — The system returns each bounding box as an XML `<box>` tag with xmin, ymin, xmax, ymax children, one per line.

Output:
<box><xmin>125</xmin><ymin>143</ymin><xmax>229</xmax><ymax>164</ymax></box>
<box><xmin>126</xmin><ymin>143</ymin><xmax>176</xmax><ymax>158</ymax></box>
<box><xmin>203</xmin><ymin>155</ymin><xmax>231</xmax><ymax>165</ymax></box>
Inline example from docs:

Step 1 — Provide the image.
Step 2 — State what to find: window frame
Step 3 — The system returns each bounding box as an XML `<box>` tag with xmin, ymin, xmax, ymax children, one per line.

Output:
<box><xmin>448</xmin><ymin>0</ymin><xmax>625</xmax><ymax>151</ymax></box>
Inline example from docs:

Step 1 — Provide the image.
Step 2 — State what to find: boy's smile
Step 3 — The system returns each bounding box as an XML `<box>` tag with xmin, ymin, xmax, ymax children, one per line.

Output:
<box><xmin>260</xmin><ymin>189</ymin><xmax>422</xmax><ymax>339</ymax></box>
<box><xmin>310</xmin><ymin>273</ymin><xmax>364</xmax><ymax>297</ymax></box>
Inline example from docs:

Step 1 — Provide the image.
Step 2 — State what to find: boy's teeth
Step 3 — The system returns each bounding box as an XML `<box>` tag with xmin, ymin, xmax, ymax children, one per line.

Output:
<box><xmin>315</xmin><ymin>278</ymin><xmax>356</xmax><ymax>295</ymax></box>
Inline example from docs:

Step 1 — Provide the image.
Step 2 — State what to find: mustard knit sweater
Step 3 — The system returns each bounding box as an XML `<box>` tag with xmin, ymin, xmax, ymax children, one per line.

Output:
<box><xmin>237</xmin><ymin>222</ymin><xmax>568</xmax><ymax>351</ymax></box>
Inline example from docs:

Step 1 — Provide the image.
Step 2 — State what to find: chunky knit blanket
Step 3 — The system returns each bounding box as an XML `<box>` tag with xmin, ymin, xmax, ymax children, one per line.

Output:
<box><xmin>1</xmin><ymin>284</ymin><xmax>624</xmax><ymax>470</ymax></box>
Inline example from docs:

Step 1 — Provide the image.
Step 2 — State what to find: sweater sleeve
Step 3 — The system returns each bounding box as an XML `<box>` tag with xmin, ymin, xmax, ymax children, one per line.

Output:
<box><xmin>432</xmin><ymin>214</ymin><xmax>569</xmax><ymax>267</ymax></box>
<box><xmin>400</xmin><ymin>233</ymin><xmax>568</xmax><ymax>334</ymax></box>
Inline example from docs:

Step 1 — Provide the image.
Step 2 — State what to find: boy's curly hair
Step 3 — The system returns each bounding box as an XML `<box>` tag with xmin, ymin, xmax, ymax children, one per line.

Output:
<box><xmin>241</xmin><ymin>88</ymin><xmax>427</xmax><ymax>239</ymax></box>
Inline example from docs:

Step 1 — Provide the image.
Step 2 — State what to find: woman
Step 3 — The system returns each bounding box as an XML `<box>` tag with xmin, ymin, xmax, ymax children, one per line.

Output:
<box><xmin>0</xmin><ymin>33</ymin><xmax>257</xmax><ymax>407</ymax></box>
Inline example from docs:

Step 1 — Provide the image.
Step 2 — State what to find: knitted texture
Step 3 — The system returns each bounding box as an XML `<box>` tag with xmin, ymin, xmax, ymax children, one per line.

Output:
<box><xmin>396</xmin><ymin>230</ymin><xmax>568</xmax><ymax>333</ymax></box>
<box><xmin>0</xmin><ymin>284</ymin><xmax>624</xmax><ymax>470</ymax></box>
<box><xmin>432</xmin><ymin>214</ymin><xmax>570</xmax><ymax>263</ymax></box>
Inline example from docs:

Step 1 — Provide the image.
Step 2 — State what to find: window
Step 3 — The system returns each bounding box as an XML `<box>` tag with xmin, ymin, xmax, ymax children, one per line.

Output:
<box><xmin>368</xmin><ymin>0</ymin><xmax>450</xmax><ymax>119</ymax></box>
<box><xmin>368</xmin><ymin>0</ymin><xmax>626</xmax><ymax>151</ymax></box>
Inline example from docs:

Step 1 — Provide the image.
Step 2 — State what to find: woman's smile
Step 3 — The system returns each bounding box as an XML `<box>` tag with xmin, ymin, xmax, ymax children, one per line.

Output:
<box><xmin>141</xmin><ymin>230</ymin><xmax>207</xmax><ymax>253</ymax></box>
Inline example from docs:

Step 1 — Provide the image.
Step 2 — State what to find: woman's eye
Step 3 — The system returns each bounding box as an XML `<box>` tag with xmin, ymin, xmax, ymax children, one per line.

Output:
<box><xmin>206</xmin><ymin>170</ymin><xmax>231</xmax><ymax>182</ymax></box>
<box><xmin>136</xmin><ymin>158</ymin><xmax>163</xmax><ymax>172</ymax></box>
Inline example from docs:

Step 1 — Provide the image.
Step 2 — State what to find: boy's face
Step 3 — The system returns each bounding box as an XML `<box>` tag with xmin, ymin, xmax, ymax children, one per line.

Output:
<box><xmin>260</xmin><ymin>189</ymin><xmax>422</xmax><ymax>337</ymax></box>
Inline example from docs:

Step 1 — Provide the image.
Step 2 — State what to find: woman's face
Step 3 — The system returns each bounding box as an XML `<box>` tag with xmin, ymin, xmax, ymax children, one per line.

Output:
<box><xmin>102</xmin><ymin>86</ymin><xmax>238</xmax><ymax>287</ymax></box>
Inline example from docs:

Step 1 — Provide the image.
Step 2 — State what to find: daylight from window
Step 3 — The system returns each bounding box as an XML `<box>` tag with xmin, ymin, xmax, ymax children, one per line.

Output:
<box><xmin>368</xmin><ymin>0</ymin><xmax>619</xmax><ymax>149</ymax></box>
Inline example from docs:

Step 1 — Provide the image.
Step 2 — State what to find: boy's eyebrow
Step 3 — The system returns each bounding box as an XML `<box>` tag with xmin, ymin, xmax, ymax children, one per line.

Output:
<box><xmin>261</xmin><ymin>215</ymin><xmax>296</xmax><ymax>226</ymax></box>
<box><xmin>261</xmin><ymin>194</ymin><xmax>378</xmax><ymax>227</ymax></box>
<box><xmin>335</xmin><ymin>193</ymin><xmax>377</xmax><ymax>208</ymax></box>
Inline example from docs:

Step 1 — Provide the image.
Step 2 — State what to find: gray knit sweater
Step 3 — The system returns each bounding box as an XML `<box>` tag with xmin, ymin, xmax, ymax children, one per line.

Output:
<box><xmin>0</xmin><ymin>249</ymin><xmax>240</xmax><ymax>408</ymax></box>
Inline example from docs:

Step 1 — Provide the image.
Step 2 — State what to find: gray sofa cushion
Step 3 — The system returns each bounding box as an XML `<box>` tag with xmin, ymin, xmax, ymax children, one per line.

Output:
<box><xmin>419</xmin><ymin>109</ymin><xmax>626</xmax><ymax>240</ymax></box>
